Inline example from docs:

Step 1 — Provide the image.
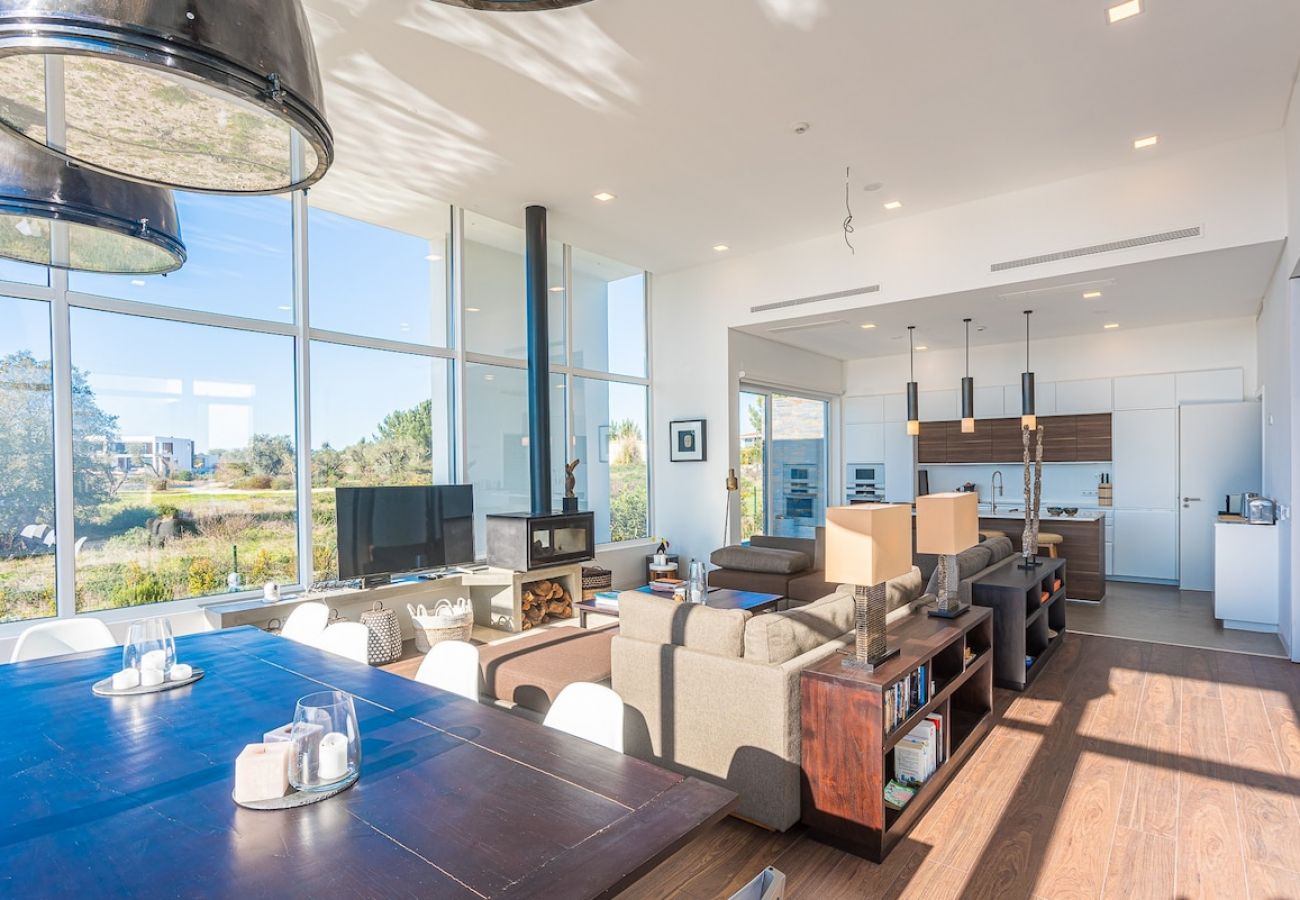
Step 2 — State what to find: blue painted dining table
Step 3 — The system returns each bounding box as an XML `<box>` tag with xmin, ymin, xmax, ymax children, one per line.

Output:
<box><xmin>0</xmin><ymin>626</ymin><xmax>734</xmax><ymax>898</ymax></box>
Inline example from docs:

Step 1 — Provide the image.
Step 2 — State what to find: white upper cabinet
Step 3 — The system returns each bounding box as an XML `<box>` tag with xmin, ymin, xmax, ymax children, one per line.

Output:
<box><xmin>882</xmin><ymin>392</ymin><xmax>907</xmax><ymax>423</ymax></box>
<box><xmin>845</xmin><ymin>423</ymin><xmax>885</xmax><ymax>463</ymax></box>
<box><xmin>1004</xmin><ymin>381</ymin><xmax>1056</xmax><ymax>417</ymax></box>
<box><xmin>1112</xmin><ymin>408</ymin><xmax>1177</xmax><ymax>510</ymax></box>
<box><xmin>974</xmin><ymin>385</ymin><xmax>1004</xmax><ymax>418</ymax></box>
<box><xmin>1177</xmin><ymin>369</ymin><xmax>1243</xmax><ymax>404</ymax></box>
<box><xmin>844</xmin><ymin>395</ymin><xmax>885</xmax><ymax>424</ymax></box>
<box><xmin>919</xmin><ymin>388</ymin><xmax>958</xmax><ymax>422</ymax></box>
<box><xmin>1054</xmin><ymin>378</ymin><xmax>1112</xmax><ymax>414</ymax></box>
<box><xmin>1113</xmin><ymin>374</ymin><xmax>1176</xmax><ymax>410</ymax></box>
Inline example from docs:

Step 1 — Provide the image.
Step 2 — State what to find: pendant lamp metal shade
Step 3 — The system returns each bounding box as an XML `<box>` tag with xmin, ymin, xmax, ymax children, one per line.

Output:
<box><xmin>429</xmin><ymin>0</ymin><xmax>596</xmax><ymax>9</ymax></box>
<box><xmin>0</xmin><ymin>134</ymin><xmax>183</xmax><ymax>273</ymax></box>
<box><xmin>1021</xmin><ymin>310</ymin><xmax>1036</xmax><ymax>428</ymax></box>
<box><xmin>0</xmin><ymin>0</ymin><xmax>332</xmax><ymax>194</ymax></box>
<box><xmin>960</xmin><ymin>318</ymin><xmax>975</xmax><ymax>433</ymax></box>
<box><xmin>906</xmin><ymin>325</ymin><xmax>920</xmax><ymax>436</ymax></box>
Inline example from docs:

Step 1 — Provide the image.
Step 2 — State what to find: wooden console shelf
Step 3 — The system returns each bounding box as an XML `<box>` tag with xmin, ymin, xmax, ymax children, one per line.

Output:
<box><xmin>970</xmin><ymin>556</ymin><xmax>1068</xmax><ymax>691</ymax></box>
<box><xmin>800</xmin><ymin>606</ymin><xmax>994</xmax><ymax>862</ymax></box>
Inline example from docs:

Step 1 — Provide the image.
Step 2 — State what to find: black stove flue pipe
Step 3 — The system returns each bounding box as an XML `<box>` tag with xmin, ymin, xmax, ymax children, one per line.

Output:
<box><xmin>525</xmin><ymin>204</ymin><xmax>552</xmax><ymax>517</ymax></box>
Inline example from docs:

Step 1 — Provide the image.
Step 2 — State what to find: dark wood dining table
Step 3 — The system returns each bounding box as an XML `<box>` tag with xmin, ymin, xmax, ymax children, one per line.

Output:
<box><xmin>0</xmin><ymin>626</ymin><xmax>735</xmax><ymax>898</ymax></box>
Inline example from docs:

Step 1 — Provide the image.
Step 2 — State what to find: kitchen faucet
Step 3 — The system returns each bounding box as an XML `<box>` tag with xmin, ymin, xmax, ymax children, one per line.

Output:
<box><xmin>990</xmin><ymin>470</ymin><xmax>1004</xmax><ymax>514</ymax></box>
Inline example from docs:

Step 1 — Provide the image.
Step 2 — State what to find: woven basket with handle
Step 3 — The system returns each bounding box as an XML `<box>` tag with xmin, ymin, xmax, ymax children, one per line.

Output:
<box><xmin>407</xmin><ymin>599</ymin><xmax>474</xmax><ymax>653</ymax></box>
<box><xmin>361</xmin><ymin>600</ymin><xmax>403</xmax><ymax>665</ymax></box>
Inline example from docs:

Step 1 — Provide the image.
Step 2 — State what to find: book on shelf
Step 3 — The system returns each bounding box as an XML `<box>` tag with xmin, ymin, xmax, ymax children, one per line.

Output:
<box><xmin>925</xmin><ymin>712</ymin><xmax>946</xmax><ymax>764</ymax></box>
<box><xmin>883</xmin><ymin>779</ymin><xmax>917</xmax><ymax>811</ymax></box>
<box><xmin>648</xmin><ymin>578</ymin><xmax>684</xmax><ymax>593</ymax></box>
<box><xmin>894</xmin><ymin>718</ymin><xmax>940</xmax><ymax>786</ymax></box>
<box><xmin>884</xmin><ymin>663</ymin><xmax>935</xmax><ymax>733</ymax></box>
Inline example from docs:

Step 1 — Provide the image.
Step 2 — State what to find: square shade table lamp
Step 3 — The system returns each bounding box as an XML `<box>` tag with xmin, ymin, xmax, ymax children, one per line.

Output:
<box><xmin>825</xmin><ymin>503</ymin><xmax>913</xmax><ymax>671</ymax></box>
<box><xmin>915</xmin><ymin>491</ymin><xmax>979</xmax><ymax>618</ymax></box>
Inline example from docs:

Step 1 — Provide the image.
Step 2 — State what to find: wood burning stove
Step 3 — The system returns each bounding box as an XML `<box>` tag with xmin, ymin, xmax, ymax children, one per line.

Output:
<box><xmin>486</xmin><ymin>511</ymin><xmax>595</xmax><ymax>573</ymax></box>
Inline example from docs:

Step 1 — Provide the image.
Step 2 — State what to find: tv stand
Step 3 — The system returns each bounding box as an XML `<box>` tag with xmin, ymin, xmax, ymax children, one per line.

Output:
<box><xmin>362</xmin><ymin>574</ymin><xmax>392</xmax><ymax>589</ymax></box>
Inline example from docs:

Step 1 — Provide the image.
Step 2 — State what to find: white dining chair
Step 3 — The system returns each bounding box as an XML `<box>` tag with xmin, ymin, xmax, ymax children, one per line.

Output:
<box><xmin>413</xmin><ymin>640</ymin><xmax>480</xmax><ymax>702</ymax></box>
<box><xmin>280</xmin><ymin>601</ymin><xmax>329</xmax><ymax>645</ymax></box>
<box><xmin>9</xmin><ymin>618</ymin><xmax>116</xmax><ymax>663</ymax></box>
<box><xmin>543</xmin><ymin>682</ymin><xmax>624</xmax><ymax>753</ymax></box>
<box><xmin>315</xmin><ymin>622</ymin><xmax>370</xmax><ymax>665</ymax></box>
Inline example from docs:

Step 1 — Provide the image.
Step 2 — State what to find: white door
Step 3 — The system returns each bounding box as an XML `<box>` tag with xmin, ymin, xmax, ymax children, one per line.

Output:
<box><xmin>1178</xmin><ymin>402</ymin><xmax>1262</xmax><ymax>591</ymax></box>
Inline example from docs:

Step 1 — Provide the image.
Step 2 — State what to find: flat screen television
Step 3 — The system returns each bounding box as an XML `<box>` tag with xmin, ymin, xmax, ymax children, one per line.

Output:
<box><xmin>336</xmin><ymin>485</ymin><xmax>475</xmax><ymax>582</ymax></box>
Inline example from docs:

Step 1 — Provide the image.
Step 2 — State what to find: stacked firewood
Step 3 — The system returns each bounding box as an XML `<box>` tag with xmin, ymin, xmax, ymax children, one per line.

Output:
<box><xmin>520</xmin><ymin>580</ymin><xmax>573</xmax><ymax>629</ymax></box>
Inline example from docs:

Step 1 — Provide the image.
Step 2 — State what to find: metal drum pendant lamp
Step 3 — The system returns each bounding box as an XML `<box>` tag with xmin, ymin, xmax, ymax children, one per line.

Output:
<box><xmin>905</xmin><ymin>325</ymin><xmax>920</xmax><ymax>436</ymax></box>
<box><xmin>960</xmin><ymin>318</ymin><xmax>975</xmax><ymax>433</ymax></box>
<box><xmin>429</xmin><ymin>1</ymin><xmax>596</xmax><ymax>9</ymax></box>
<box><xmin>0</xmin><ymin>134</ymin><xmax>184</xmax><ymax>273</ymax></box>
<box><xmin>1021</xmin><ymin>310</ymin><xmax>1037</xmax><ymax>429</ymax></box>
<box><xmin>0</xmin><ymin>0</ymin><xmax>332</xmax><ymax>194</ymax></box>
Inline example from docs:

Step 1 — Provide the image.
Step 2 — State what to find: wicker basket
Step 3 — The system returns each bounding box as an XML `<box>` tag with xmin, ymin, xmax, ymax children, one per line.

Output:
<box><xmin>361</xmin><ymin>601</ymin><xmax>403</xmax><ymax>665</ymax></box>
<box><xmin>407</xmin><ymin>599</ymin><xmax>474</xmax><ymax>653</ymax></box>
<box><xmin>581</xmin><ymin>566</ymin><xmax>613</xmax><ymax>600</ymax></box>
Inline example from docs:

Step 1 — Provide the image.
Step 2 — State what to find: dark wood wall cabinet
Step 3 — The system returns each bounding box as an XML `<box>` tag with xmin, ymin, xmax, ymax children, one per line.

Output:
<box><xmin>918</xmin><ymin>413</ymin><xmax>1111</xmax><ymax>464</ymax></box>
<box><xmin>800</xmin><ymin>608</ymin><xmax>994</xmax><ymax>862</ymax></box>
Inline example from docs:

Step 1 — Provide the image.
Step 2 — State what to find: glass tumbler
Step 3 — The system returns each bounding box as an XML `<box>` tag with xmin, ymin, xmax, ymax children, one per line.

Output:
<box><xmin>289</xmin><ymin>690</ymin><xmax>361</xmax><ymax>792</ymax></box>
<box><xmin>122</xmin><ymin>617</ymin><xmax>176</xmax><ymax>676</ymax></box>
<box><xmin>689</xmin><ymin>560</ymin><xmax>707</xmax><ymax>604</ymax></box>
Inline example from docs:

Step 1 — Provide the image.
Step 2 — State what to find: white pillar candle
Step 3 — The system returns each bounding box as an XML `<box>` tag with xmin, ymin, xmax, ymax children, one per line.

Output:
<box><xmin>168</xmin><ymin>663</ymin><xmax>193</xmax><ymax>681</ymax></box>
<box><xmin>233</xmin><ymin>743</ymin><xmax>292</xmax><ymax>804</ymax></box>
<box><xmin>317</xmin><ymin>732</ymin><xmax>349</xmax><ymax>781</ymax></box>
<box><xmin>140</xmin><ymin>667</ymin><xmax>165</xmax><ymax>688</ymax></box>
<box><xmin>141</xmin><ymin>649</ymin><xmax>167</xmax><ymax>671</ymax></box>
<box><xmin>111</xmin><ymin>668</ymin><xmax>140</xmax><ymax>691</ymax></box>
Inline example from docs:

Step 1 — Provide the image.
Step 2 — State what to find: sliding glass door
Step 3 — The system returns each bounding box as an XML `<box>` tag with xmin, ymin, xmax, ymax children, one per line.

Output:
<box><xmin>738</xmin><ymin>387</ymin><xmax>829</xmax><ymax>540</ymax></box>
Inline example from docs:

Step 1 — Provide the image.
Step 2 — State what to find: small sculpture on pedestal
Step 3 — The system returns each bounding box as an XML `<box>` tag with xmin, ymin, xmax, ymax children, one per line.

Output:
<box><xmin>562</xmin><ymin>459</ymin><xmax>580</xmax><ymax>513</ymax></box>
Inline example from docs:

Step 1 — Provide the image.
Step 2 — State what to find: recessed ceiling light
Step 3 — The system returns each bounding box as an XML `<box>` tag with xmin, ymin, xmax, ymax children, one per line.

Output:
<box><xmin>549</xmin><ymin>286</ymin><xmax>565</xmax><ymax>293</ymax></box>
<box><xmin>860</xmin><ymin>323</ymin><xmax>876</xmax><ymax>330</ymax></box>
<box><xmin>484</xmin><ymin>373</ymin><xmax>495</xmax><ymax>381</ymax></box>
<box><xmin>1133</xmin><ymin>135</ymin><xmax>1158</xmax><ymax>149</ymax></box>
<box><xmin>883</xmin><ymin>200</ymin><xmax>903</xmax><ymax>211</ymax></box>
<box><xmin>915</xmin><ymin>345</ymin><xmax>928</xmax><ymax>351</ymax></box>
<box><xmin>713</xmin><ymin>244</ymin><xmax>730</xmax><ymax>252</ymax></box>
<box><xmin>593</xmin><ymin>191</ymin><xmax>616</xmax><ymax>202</ymax></box>
<box><xmin>425</xmin><ymin>253</ymin><xmax>442</xmax><ymax>262</ymax></box>
<box><xmin>1104</xmin><ymin>322</ymin><xmax>1120</xmax><ymax>329</ymax></box>
<box><xmin>1083</xmin><ymin>291</ymin><xmax>1103</xmax><ymax>299</ymax></box>
<box><xmin>1107</xmin><ymin>0</ymin><xmax>1141</xmax><ymax>24</ymax></box>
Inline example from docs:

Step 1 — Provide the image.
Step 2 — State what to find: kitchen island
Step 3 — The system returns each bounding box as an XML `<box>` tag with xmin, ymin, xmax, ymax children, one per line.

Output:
<box><xmin>976</xmin><ymin>509</ymin><xmax>1106</xmax><ymax>601</ymax></box>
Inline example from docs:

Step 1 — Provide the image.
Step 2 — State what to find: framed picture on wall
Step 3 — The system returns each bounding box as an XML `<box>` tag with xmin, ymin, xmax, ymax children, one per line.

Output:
<box><xmin>669</xmin><ymin>419</ymin><xmax>707</xmax><ymax>462</ymax></box>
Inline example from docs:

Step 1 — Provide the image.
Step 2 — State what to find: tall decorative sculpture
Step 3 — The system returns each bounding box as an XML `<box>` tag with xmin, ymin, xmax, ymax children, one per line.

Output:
<box><xmin>1019</xmin><ymin>424</ymin><xmax>1045</xmax><ymax>569</ymax></box>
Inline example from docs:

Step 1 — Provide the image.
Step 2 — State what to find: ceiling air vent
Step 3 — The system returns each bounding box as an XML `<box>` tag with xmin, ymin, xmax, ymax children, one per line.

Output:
<box><xmin>990</xmin><ymin>226</ymin><xmax>1201</xmax><ymax>273</ymax></box>
<box><xmin>751</xmin><ymin>284</ymin><xmax>880</xmax><ymax>314</ymax></box>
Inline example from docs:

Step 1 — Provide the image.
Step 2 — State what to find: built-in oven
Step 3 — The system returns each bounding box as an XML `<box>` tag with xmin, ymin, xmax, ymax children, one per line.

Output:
<box><xmin>781</xmin><ymin>463</ymin><xmax>819</xmax><ymax>524</ymax></box>
<box><xmin>846</xmin><ymin>463</ymin><xmax>886</xmax><ymax>504</ymax></box>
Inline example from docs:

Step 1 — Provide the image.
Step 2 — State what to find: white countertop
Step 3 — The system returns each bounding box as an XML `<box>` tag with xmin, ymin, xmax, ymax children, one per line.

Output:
<box><xmin>976</xmin><ymin>507</ymin><xmax>1106</xmax><ymax>522</ymax></box>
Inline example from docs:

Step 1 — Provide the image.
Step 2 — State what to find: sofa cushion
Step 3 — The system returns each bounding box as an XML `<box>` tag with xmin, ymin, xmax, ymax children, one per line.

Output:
<box><xmin>924</xmin><ymin>544</ymin><xmax>993</xmax><ymax>596</ymax></box>
<box><xmin>981</xmin><ymin>534</ymin><xmax>1014</xmax><ymax>564</ymax></box>
<box><xmin>743</xmin><ymin>589</ymin><xmax>853</xmax><ymax>664</ymax></box>
<box><xmin>710</xmin><ymin>544</ymin><xmax>810</xmax><ymax>575</ymax></box>
<box><xmin>618</xmin><ymin>591</ymin><xmax>751</xmax><ymax>658</ymax></box>
<box><xmin>786</xmin><ymin>571</ymin><xmax>835</xmax><ymax>604</ymax></box>
<box><xmin>887</xmin><ymin>565</ymin><xmax>925</xmax><ymax>611</ymax></box>
<box><xmin>708</xmin><ymin>568</ymin><xmax>793</xmax><ymax>597</ymax></box>
<box><xmin>749</xmin><ymin>534</ymin><xmax>816</xmax><ymax>556</ymax></box>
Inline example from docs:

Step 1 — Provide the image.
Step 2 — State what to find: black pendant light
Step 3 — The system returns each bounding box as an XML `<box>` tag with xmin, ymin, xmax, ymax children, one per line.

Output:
<box><xmin>960</xmin><ymin>317</ymin><xmax>975</xmax><ymax>433</ymax></box>
<box><xmin>906</xmin><ymin>325</ymin><xmax>920</xmax><ymax>436</ymax></box>
<box><xmin>430</xmin><ymin>0</ymin><xmax>596</xmax><ymax>8</ymax></box>
<box><xmin>0</xmin><ymin>1</ymin><xmax>332</xmax><ymax>194</ymax></box>
<box><xmin>1021</xmin><ymin>310</ymin><xmax>1037</xmax><ymax>429</ymax></box>
<box><xmin>0</xmin><ymin>134</ymin><xmax>184</xmax><ymax>274</ymax></box>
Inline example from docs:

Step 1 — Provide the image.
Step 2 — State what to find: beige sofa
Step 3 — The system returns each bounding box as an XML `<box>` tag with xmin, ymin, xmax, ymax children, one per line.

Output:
<box><xmin>611</xmin><ymin>566</ymin><xmax>929</xmax><ymax>831</ymax></box>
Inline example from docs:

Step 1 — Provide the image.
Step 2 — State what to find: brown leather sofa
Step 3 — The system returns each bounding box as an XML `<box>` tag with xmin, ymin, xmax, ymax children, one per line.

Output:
<box><xmin>708</xmin><ymin>529</ymin><xmax>835</xmax><ymax>604</ymax></box>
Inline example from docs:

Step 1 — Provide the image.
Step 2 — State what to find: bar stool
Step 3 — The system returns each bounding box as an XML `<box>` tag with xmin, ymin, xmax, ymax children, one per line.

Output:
<box><xmin>1038</xmin><ymin>533</ymin><xmax>1063</xmax><ymax>558</ymax></box>
<box><xmin>979</xmin><ymin>529</ymin><xmax>1006</xmax><ymax>541</ymax></box>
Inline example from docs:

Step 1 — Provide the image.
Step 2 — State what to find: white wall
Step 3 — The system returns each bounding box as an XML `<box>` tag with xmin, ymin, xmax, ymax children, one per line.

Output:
<box><xmin>653</xmin><ymin>135</ymin><xmax>1288</xmax><ymax>572</ymax></box>
<box><xmin>845</xmin><ymin>317</ymin><xmax>1258</xmax><ymax>398</ymax></box>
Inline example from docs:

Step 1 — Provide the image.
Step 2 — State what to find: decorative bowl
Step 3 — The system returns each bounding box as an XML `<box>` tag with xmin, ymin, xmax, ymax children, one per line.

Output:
<box><xmin>1063</xmin><ymin>507</ymin><xmax>1079</xmax><ymax>516</ymax></box>
<box><xmin>1046</xmin><ymin>506</ymin><xmax>1064</xmax><ymax>516</ymax></box>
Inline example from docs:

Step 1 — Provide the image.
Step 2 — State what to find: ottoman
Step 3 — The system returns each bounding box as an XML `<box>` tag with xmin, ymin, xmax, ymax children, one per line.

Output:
<box><xmin>478</xmin><ymin>624</ymin><xmax>616</xmax><ymax>716</ymax></box>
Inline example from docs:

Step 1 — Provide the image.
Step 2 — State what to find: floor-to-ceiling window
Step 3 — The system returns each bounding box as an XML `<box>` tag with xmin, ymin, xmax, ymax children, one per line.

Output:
<box><xmin>737</xmin><ymin>387</ymin><xmax>828</xmax><ymax>539</ymax></box>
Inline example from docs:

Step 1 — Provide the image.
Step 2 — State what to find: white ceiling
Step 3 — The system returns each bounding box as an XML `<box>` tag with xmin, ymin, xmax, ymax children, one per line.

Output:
<box><xmin>735</xmin><ymin>241</ymin><xmax>1285</xmax><ymax>359</ymax></box>
<box><xmin>302</xmin><ymin>0</ymin><xmax>1300</xmax><ymax>273</ymax></box>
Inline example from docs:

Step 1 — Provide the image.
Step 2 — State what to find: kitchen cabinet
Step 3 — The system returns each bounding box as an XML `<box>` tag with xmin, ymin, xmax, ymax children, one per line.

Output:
<box><xmin>1074</xmin><ymin>414</ymin><xmax>1112</xmax><ymax>461</ymax></box>
<box><xmin>946</xmin><ymin>421</ymin><xmax>992</xmax><ymax>463</ymax></box>
<box><xmin>1113</xmin><ymin>374</ymin><xmax>1176</xmax><ymax>410</ymax></box>
<box><xmin>884</xmin><ymin>425</ymin><xmax>915</xmax><ymax>502</ymax></box>
<box><xmin>882</xmin><ymin>393</ymin><xmax>907</xmax><ymax>423</ymax></box>
<box><xmin>1113</xmin><ymin>509</ymin><xmax>1178</xmax><ymax>580</ymax></box>
<box><xmin>990</xmin><ymin>418</ymin><xmax>1025</xmax><ymax>462</ymax></box>
<box><xmin>919</xmin><ymin>389</ymin><xmax>958</xmax><ymax>422</ymax></box>
<box><xmin>844</xmin><ymin>395</ymin><xmax>885</xmax><ymax>424</ymax></box>
<box><xmin>1111</xmin><ymin>409</ymin><xmax>1177</xmax><ymax>510</ymax></box>
<box><xmin>845</xmin><ymin>423</ymin><xmax>885</xmax><ymax>464</ymax></box>
<box><xmin>1055</xmin><ymin>378</ymin><xmax>1112</xmax><ymax>414</ymax></box>
<box><xmin>1041</xmin><ymin>416</ymin><xmax>1077</xmax><ymax>462</ymax></box>
<box><xmin>1177</xmin><ymin>369</ymin><xmax>1243</xmax><ymax>404</ymax></box>
<box><xmin>974</xmin><ymin>385</ymin><xmax>1005</xmax><ymax>419</ymax></box>
<box><xmin>918</xmin><ymin>421</ymin><xmax>948</xmax><ymax>463</ymax></box>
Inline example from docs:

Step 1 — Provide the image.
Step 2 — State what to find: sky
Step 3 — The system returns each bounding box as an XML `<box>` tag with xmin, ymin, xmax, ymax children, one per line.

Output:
<box><xmin>6</xmin><ymin>192</ymin><xmax>647</xmax><ymax>455</ymax></box>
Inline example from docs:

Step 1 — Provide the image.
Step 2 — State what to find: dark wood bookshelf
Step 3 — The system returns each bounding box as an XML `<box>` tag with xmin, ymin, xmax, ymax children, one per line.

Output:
<box><xmin>799</xmin><ymin>606</ymin><xmax>994</xmax><ymax>863</ymax></box>
<box><xmin>970</xmin><ymin>556</ymin><xmax>1068</xmax><ymax>691</ymax></box>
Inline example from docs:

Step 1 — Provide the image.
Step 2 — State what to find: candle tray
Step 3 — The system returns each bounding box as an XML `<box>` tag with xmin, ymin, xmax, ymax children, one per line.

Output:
<box><xmin>233</xmin><ymin>770</ymin><xmax>358</xmax><ymax>811</ymax></box>
<box><xmin>92</xmin><ymin>667</ymin><xmax>205</xmax><ymax>697</ymax></box>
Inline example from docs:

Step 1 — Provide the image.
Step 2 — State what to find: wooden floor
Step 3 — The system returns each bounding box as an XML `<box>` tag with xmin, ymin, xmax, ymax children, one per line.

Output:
<box><xmin>1069</xmin><ymin>580</ymin><xmax>1287</xmax><ymax>657</ymax></box>
<box><xmin>620</xmin><ymin>632</ymin><xmax>1300</xmax><ymax>899</ymax></box>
